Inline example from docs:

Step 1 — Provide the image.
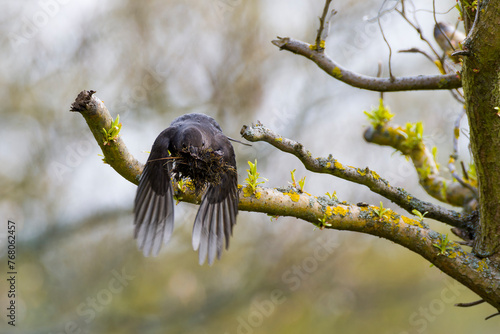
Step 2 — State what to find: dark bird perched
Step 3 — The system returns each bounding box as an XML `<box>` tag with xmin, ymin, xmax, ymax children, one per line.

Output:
<box><xmin>434</xmin><ymin>22</ymin><xmax>466</xmax><ymax>63</ymax></box>
<box><xmin>134</xmin><ymin>113</ymin><xmax>238</xmax><ymax>265</ymax></box>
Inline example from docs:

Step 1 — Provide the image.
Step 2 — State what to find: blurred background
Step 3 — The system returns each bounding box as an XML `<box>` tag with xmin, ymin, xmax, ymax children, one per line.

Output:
<box><xmin>1</xmin><ymin>0</ymin><xmax>497</xmax><ymax>333</ymax></box>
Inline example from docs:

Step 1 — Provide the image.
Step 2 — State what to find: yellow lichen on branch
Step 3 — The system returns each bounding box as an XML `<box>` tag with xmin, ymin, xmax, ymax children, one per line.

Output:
<box><xmin>364</xmin><ymin>122</ymin><xmax>475</xmax><ymax>207</ymax></box>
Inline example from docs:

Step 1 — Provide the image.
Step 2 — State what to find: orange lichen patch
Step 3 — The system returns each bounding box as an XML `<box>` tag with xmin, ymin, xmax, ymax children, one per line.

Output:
<box><xmin>400</xmin><ymin>215</ymin><xmax>413</xmax><ymax>225</ymax></box>
<box><xmin>370</xmin><ymin>171</ymin><xmax>381</xmax><ymax>180</ymax></box>
<box><xmin>326</xmin><ymin>162</ymin><xmax>331</xmax><ymax>168</ymax></box>
<box><xmin>332</xmin><ymin>67</ymin><xmax>342</xmax><ymax>78</ymax></box>
<box><xmin>325</xmin><ymin>206</ymin><xmax>333</xmax><ymax>216</ymax></box>
<box><xmin>358</xmin><ymin>205</ymin><xmax>370</xmax><ymax>212</ymax></box>
<box><xmin>400</xmin><ymin>215</ymin><xmax>423</xmax><ymax>228</ymax></box>
<box><xmin>447</xmin><ymin>246</ymin><xmax>467</xmax><ymax>259</ymax></box>
<box><xmin>329</xmin><ymin>205</ymin><xmax>348</xmax><ymax>217</ymax></box>
<box><xmin>242</xmin><ymin>186</ymin><xmax>253</xmax><ymax>198</ymax></box>
<box><xmin>285</xmin><ymin>191</ymin><xmax>300</xmax><ymax>202</ymax></box>
<box><xmin>357</xmin><ymin>169</ymin><xmax>367</xmax><ymax>176</ymax></box>
<box><xmin>334</xmin><ymin>161</ymin><xmax>344</xmax><ymax>170</ymax></box>
<box><xmin>276</xmin><ymin>137</ymin><xmax>283</xmax><ymax>142</ymax></box>
<box><xmin>385</xmin><ymin>211</ymin><xmax>400</xmax><ymax>222</ymax></box>
<box><xmin>477</xmin><ymin>259</ymin><xmax>489</xmax><ymax>272</ymax></box>
<box><xmin>242</xmin><ymin>186</ymin><xmax>261</xmax><ymax>199</ymax></box>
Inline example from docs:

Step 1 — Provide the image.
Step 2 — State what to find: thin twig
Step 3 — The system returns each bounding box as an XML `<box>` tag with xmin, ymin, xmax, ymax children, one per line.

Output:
<box><xmin>376</xmin><ymin>61</ymin><xmax>383</xmax><ymax>100</ymax></box>
<box><xmin>147</xmin><ymin>156</ymin><xmax>181</xmax><ymax>163</ymax></box>
<box><xmin>398</xmin><ymin>5</ymin><xmax>465</xmax><ymax>102</ymax></box>
<box><xmin>365</xmin><ymin>0</ymin><xmax>400</xmax><ymax>22</ymax></box>
<box><xmin>377</xmin><ymin>1</ymin><xmax>394</xmax><ymax>81</ymax></box>
<box><xmin>452</xmin><ymin>108</ymin><xmax>466</xmax><ymax>159</ymax></box>
<box><xmin>455</xmin><ymin>299</ymin><xmax>485</xmax><ymax>307</ymax></box>
<box><xmin>463</xmin><ymin>0</ymin><xmax>480</xmax><ymax>39</ymax></box>
<box><xmin>448</xmin><ymin>159</ymin><xmax>478</xmax><ymax>198</ymax></box>
<box><xmin>396</xmin><ymin>8</ymin><xmax>441</xmax><ymax>60</ymax></box>
<box><xmin>460</xmin><ymin>161</ymin><xmax>469</xmax><ymax>181</ymax></box>
<box><xmin>399</xmin><ymin>48</ymin><xmax>435</xmax><ymax>63</ymax></box>
<box><xmin>449</xmin><ymin>87</ymin><xmax>465</xmax><ymax>104</ymax></box>
<box><xmin>414</xmin><ymin>4</ymin><xmax>457</xmax><ymax>15</ymax></box>
<box><xmin>485</xmin><ymin>312</ymin><xmax>500</xmax><ymax>320</ymax></box>
<box><xmin>376</xmin><ymin>61</ymin><xmax>383</xmax><ymax>78</ymax></box>
<box><xmin>315</xmin><ymin>0</ymin><xmax>333</xmax><ymax>52</ymax></box>
<box><xmin>398</xmin><ymin>48</ymin><xmax>465</xmax><ymax>104</ymax></box>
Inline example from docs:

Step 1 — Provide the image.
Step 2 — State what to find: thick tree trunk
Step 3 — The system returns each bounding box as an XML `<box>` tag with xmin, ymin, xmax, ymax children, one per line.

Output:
<box><xmin>462</xmin><ymin>0</ymin><xmax>500</xmax><ymax>258</ymax></box>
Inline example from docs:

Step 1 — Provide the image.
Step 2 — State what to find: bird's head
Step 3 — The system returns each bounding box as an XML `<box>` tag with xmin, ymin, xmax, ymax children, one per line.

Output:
<box><xmin>176</xmin><ymin>126</ymin><xmax>205</xmax><ymax>152</ymax></box>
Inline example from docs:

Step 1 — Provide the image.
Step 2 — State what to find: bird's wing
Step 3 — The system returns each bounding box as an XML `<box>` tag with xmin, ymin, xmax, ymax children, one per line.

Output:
<box><xmin>134</xmin><ymin>133</ymin><xmax>175</xmax><ymax>257</ymax></box>
<box><xmin>192</xmin><ymin>131</ymin><xmax>238</xmax><ymax>265</ymax></box>
<box><xmin>192</xmin><ymin>172</ymin><xmax>238</xmax><ymax>265</ymax></box>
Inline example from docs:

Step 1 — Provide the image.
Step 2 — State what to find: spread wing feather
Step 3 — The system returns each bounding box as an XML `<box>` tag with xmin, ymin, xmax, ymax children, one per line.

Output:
<box><xmin>134</xmin><ymin>142</ymin><xmax>174</xmax><ymax>257</ymax></box>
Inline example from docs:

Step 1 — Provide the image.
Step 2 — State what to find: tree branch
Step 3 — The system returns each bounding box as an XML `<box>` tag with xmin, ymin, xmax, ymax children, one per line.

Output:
<box><xmin>241</xmin><ymin>188</ymin><xmax>500</xmax><ymax>311</ymax></box>
<box><xmin>363</xmin><ymin>124</ymin><xmax>477</xmax><ymax>208</ymax></box>
<box><xmin>240</xmin><ymin>122</ymin><xmax>470</xmax><ymax>229</ymax></box>
<box><xmin>71</xmin><ymin>90</ymin><xmax>500</xmax><ymax>312</ymax></box>
<box><xmin>70</xmin><ymin>90</ymin><xmax>142</xmax><ymax>184</ymax></box>
<box><xmin>314</xmin><ymin>0</ymin><xmax>333</xmax><ymax>51</ymax></box>
<box><xmin>271</xmin><ymin>37</ymin><xmax>462</xmax><ymax>92</ymax></box>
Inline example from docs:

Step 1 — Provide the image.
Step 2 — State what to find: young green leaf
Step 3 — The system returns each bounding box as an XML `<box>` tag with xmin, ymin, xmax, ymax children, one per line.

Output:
<box><xmin>364</xmin><ymin>99</ymin><xmax>394</xmax><ymax>127</ymax></box>
<box><xmin>244</xmin><ymin>160</ymin><xmax>267</xmax><ymax>195</ymax></box>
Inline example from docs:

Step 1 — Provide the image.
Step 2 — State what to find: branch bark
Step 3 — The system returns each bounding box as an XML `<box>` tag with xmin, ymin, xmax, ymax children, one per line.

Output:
<box><xmin>272</xmin><ymin>37</ymin><xmax>462</xmax><ymax>92</ymax></box>
<box><xmin>241</xmin><ymin>187</ymin><xmax>500</xmax><ymax>313</ymax></box>
<box><xmin>363</xmin><ymin>124</ymin><xmax>476</xmax><ymax>208</ymax></box>
<box><xmin>241</xmin><ymin>122</ymin><xmax>469</xmax><ymax>229</ymax></box>
<box><xmin>70</xmin><ymin>90</ymin><xmax>142</xmax><ymax>184</ymax></box>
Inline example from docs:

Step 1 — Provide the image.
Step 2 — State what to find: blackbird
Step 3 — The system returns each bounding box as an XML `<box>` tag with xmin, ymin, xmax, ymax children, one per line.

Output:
<box><xmin>134</xmin><ymin>113</ymin><xmax>238</xmax><ymax>265</ymax></box>
<box><xmin>433</xmin><ymin>22</ymin><xmax>466</xmax><ymax>63</ymax></box>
